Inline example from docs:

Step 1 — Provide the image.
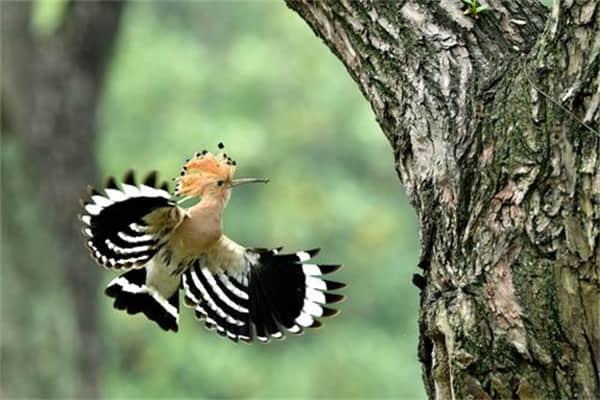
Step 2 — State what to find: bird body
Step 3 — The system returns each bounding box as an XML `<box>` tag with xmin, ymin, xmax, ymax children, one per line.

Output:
<box><xmin>80</xmin><ymin>143</ymin><xmax>345</xmax><ymax>343</ymax></box>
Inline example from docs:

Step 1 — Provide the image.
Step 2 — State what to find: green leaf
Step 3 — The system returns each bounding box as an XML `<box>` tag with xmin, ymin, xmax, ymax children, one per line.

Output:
<box><xmin>476</xmin><ymin>4</ymin><xmax>491</xmax><ymax>12</ymax></box>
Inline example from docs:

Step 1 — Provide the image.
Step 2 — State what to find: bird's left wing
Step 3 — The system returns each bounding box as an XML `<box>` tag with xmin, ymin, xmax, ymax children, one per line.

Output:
<box><xmin>80</xmin><ymin>171</ymin><xmax>185</xmax><ymax>270</ymax></box>
<box><xmin>181</xmin><ymin>236</ymin><xmax>345</xmax><ymax>343</ymax></box>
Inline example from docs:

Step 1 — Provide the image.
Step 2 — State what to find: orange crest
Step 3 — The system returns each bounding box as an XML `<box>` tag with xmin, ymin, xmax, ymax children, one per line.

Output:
<box><xmin>174</xmin><ymin>143</ymin><xmax>237</xmax><ymax>196</ymax></box>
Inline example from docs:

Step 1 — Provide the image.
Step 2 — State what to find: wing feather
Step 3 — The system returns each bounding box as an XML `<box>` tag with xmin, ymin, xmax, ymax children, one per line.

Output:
<box><xmin>80</xmin><ymin>171</ymin><xmax>185</xmax><ymax>270</ymax></box>
<box><xmin>181</xmin><ymin>236</ymin><xmax>345</xmax><ymax>343</ymax></box>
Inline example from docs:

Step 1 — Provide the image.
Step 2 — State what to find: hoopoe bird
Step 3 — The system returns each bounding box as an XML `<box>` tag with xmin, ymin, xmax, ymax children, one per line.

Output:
<box><xmin>79</xmin><ymin>143</ymin><xmax>345</xmax><ymax>343</ymax></box>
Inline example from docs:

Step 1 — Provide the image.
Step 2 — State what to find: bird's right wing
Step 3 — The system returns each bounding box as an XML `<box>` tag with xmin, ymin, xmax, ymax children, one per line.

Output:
<box><xmin>80</xmin><ymin>171</ymin><xmax>185</xmax><ymax>270</ymax></box>
<box><xmin>181</xmin><ymin>236</ymin><xmax>345</xmax><ymax>343</ymax></box>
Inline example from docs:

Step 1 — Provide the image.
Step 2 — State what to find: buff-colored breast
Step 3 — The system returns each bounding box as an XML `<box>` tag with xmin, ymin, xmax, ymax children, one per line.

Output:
<box><xmin>168</xmin><ymin>202</ymin><xmax>223</xmax><ymax>257</ymax></box>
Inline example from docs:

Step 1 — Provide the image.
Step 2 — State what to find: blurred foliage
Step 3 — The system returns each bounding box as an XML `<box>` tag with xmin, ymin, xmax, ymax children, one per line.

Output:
<box><xmin>1</xmin><ymin>140</ymin><xmax>79</xmax><ymax>398</ymax></box>
<box><xmin>31</xmin><ymin>0</ymin><xmax>69</xmax><ymax>35</ymax></box>
<box><xmin>3</xmin><ymin>1</ymin><xmax>422</xmax><ymax>398</ymax></box>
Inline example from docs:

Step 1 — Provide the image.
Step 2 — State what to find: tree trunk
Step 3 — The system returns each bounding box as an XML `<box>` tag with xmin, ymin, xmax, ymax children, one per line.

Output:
<box><xmin>286</xmin><ymin>0</ymin><xmax>599</xmax><ymax>398</ymax></box>
<box><xmin>1</xmin><ymin>1</ymin><xmax>125</xmax><ymax>397</ymax></box>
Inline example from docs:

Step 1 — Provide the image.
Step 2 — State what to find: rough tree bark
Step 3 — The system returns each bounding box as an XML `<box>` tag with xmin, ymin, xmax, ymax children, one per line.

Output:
<box><xmin>1</xmin><ymin>1</ymin><xmax>125</xmax><ymax>397</ymax></box>
<box><xmin>286</xmin><ymin>0</ymin><xmax>599</xmax><ymax>398</ymax></box>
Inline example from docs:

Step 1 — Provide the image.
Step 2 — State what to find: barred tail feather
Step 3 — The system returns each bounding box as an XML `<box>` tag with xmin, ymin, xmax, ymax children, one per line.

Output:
<box><xmin>105</xmin><ymin>268</ymin><xmax>179</xmax><ymax>332</ymax></box>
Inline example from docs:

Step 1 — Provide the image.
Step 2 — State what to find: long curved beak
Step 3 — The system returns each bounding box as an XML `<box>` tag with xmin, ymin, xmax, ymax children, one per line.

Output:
<box><xmin>231</xmin><ymin>177</ymin><xmax>269</xmax><ymax>187</ymax></box>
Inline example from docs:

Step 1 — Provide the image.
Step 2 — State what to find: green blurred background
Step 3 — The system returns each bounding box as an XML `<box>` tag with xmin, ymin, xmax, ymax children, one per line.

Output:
<box><xmin>2</xmin><ymin>1</ymin><xmax>422</xmax><ymax>398</ymax></box>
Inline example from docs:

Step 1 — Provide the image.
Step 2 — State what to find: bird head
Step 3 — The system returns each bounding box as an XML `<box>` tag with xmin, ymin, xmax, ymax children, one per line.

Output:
<box><xmin>174</xmin><ymin>142</ymin><xmax>268</xmax><ymax>201</ymax></box>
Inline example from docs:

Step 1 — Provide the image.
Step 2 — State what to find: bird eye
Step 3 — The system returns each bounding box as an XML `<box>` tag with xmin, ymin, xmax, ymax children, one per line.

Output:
<box><xmin>217</xmin><ymin>180</ymin><xmax>224</xmax><ymax>186</ymax></box>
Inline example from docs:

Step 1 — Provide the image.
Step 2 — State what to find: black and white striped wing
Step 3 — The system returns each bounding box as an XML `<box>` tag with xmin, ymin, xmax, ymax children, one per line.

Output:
<box><xmin>182</xmin><ymin>259</ymin><xmax>252</xmax><ymax>342</ymax></box>
<box><xmin>80</xmin><ymin>171</ymin><xmax>183</xmax><ymax>270</ymax></box>
<box><xmin>182</xmin><ymin>243</ymin><xmax>345</xmax><ymax>343</ymax></box>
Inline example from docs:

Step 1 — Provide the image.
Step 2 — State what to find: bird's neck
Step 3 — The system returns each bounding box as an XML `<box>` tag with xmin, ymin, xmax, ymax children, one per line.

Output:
<box><xmin>189</xmin><ymin>192</ymin><xmax>228</xmax><ymax>224</ymax></box>
<box><xmin>173</xmin><ymin>194</ymin><xmax>227</xmax><ymax>252</ymax></box>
